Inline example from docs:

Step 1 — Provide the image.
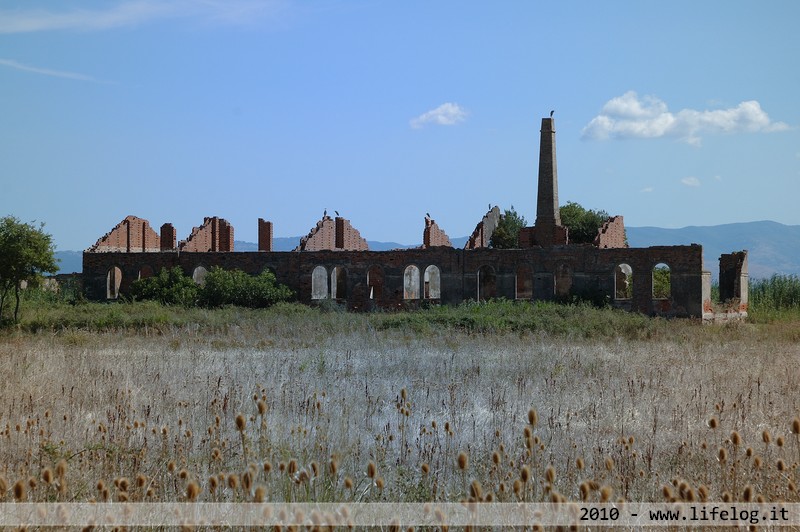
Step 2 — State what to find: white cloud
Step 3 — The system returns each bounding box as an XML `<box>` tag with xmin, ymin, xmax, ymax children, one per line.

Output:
<box><xmin>410</xmin><ymin>103</ymin><xmax>468</xmax><ymax>129</ymax></box>
<box><xmin>681</xmin><ymin>176</ymin><xmax>701</xmax><ymax>187</ymax></box>
<box><xmin>582</xmin><ymin>91</ymin><xmax>789</xmax><ymax>144</ymax></box>
<box><xmin>0</xmin><ymin>58</ymin><xmax>108</xmax><ymax>83</ymax></box>
<box><xmin>0</xmin><ymin>1</ymin><xmax>284</xmax><ymax>33</ymax></box>
<box><xmin>640</xmin><ymin>186</ymin><xmax>654</xmax><ymax>193</ymax></box>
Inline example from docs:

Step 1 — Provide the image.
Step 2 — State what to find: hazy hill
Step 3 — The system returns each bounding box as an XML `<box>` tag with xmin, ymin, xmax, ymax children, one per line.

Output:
<box><xmin>56</xmin><ymin>221</ymin><xmax>800</xmax><ymax>279</ymax></box>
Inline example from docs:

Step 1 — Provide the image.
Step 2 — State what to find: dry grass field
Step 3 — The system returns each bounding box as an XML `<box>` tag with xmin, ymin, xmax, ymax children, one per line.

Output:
<box><xmin>1</xmin><ymin>301</ymin><xmax>799</xmax><ymax>510</ymax></box>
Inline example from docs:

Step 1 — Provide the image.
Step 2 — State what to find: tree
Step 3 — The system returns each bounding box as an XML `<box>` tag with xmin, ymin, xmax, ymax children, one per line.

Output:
<box><xmin>490</xmin><ymin>206</ymin><xmax>528</xmax><ymax>249</ymax></box>
<box><xmin>559</xmin><ymin>201</ymin><xmax>612</xmax><ymax>244</ymax></box>
<box><xmin>0</xmin><ymin>216</ymin><xmax>58</xmax><ymax>323</ymax></box>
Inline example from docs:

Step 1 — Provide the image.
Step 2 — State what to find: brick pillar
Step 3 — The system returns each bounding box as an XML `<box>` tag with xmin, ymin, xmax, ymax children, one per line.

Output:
<box><xmin>211</xmin><ymin>218</ymin><xmax>218</xmax><ymax>252</ymax></box>
<box><xmin>535</xmin><ymin>117</ymin><xmax>561</xmax><ymax>228</ymax></box>
<box><xmin>160</xmin><ymin>223</ymin><xmax>176</xmax><ymax>251</ymax></box>
<box><xmin>141</xmin><ymin>220</ymin><xmax>148</xmax><ymax>252</ymax></box>
<box><xmin>258</xmin><ymin>218</ymin><xmax>273</xmax><ymax>252</ymax></box>
<box><xmin>335</xmin><ymin>217</ymin><xmax>345</xmax><ymax>249</ymax></box>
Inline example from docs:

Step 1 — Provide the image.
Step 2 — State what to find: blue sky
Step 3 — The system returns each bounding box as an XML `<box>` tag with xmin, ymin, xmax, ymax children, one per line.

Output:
<box><xmin>1</xmin><ymin>1</ymin><xmax>798</xmax><ymax>251</ymax></box>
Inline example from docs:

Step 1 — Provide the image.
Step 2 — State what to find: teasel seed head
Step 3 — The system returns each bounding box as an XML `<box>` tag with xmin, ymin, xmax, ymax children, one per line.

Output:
<box><xmin>545</xmin><ymin>466</ymin><xmax>555</xmax><ymax>484</ymax></box>
<box><xmin>367</xmin><ymin>461</ymin><xmax>377</xmax><ymax>479</ymax></box>
<box><xmin>13</xmin><ymin>479</ymin><xmax>27</xmax><ymax>501</ymax></box>
<box><xmin>186</xmin><ymin>481</ymin><xmax>200</xmax><ymax>502</ymax></box>
<box><xmin>527</xmin><ymin>408</ymin><xmax>538</xmax><ymax>427</ymax></box>
<box><xmin>457</xmin><ymin>452</ymin><xmax>468</xmax><ymax>471</ymax></box>
<box><xmin>718</xmin><ymin>447</ymin><xmax>727</xmax><ymax>463</ymax></box>
<box><xmin>469</xmin><ymin>480</ymin><xmax>483</xmax><ymax>499</ymax></box>
<box><xmin>520</xmin><ymin>465</ymin><xmax>530</xmax><ymax>484</ymax></box>
<box><xmin>235</xmin><ymin>414</ymin><xmax>246</xmax><ymax>432</ymax></box>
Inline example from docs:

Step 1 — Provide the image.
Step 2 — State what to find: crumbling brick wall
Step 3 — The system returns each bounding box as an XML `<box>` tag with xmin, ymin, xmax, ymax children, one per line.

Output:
<box><xmin>86</xmin><ymin>215</ymin><xmax>161</xmax><ymax>252</ymax></box>
<box><xmin>296</xmin><ymin>216</ymin><xmax>368</xmax><ymax>251</ymax></box>
<box><xmin>422</xmin><ymin>217</ymin><xmax>452</xmax><ymax>248</ymax></box>
<box><xmin>465</xmin><ymin>207</ymin><xmax>501</xmax><ymax>249</ymax></box>
<box><xmin>594</xmin><ymin>216</ymin><xmax>627</xmax><ymax>249</ymax></box>
<box><xmin>179</xmin><ymin>217</ymin><xmax>234</xmax><ymax>252</ymax></box>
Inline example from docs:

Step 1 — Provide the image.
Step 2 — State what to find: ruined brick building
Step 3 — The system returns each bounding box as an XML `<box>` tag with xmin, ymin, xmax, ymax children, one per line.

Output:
<box><xmin>83</xmin><ymin>117</ymin><xmax>748</xmax><ymax>319</ymax></box>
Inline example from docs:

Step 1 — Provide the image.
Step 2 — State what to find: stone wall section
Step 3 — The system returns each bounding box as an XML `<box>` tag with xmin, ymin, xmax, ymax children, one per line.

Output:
<box><xmin>465</xmin><ymin>207</ymin><xmax>501</xmax><ymax>249</ymax></box>
<box><xmin>86</xmin><ymin>215</ymin><xmax>161</xmax><ymax>253</ymax></box>
<box><xmin>179</xmin><ymin>217</ymin><xmax>234</xmax><ymax>252</ymax></box>
<box><xmin>83</xmin><ymin>244</ymin><xmax>724</xmax><ymax>318</ymax></box>
<box><xmin>423</xmin><ymin>217</ymin><xmax>453</xmax><ymax>248</ymax></box>
<box><xmin>594</xmin><ymin>216</ymin><xmax>627</xmax><ymax>249</ymax></box>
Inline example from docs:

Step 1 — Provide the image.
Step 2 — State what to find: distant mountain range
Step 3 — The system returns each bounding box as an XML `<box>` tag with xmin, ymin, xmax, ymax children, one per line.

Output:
<box><xmin>56</xmin><ymin>221</ymin><xmax>800</xmax><ymax>279</ymax></box>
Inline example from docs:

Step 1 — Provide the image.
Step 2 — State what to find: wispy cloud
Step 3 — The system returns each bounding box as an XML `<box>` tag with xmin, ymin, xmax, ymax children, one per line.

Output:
<box><xmin>410</xmin><ymin>103</ymin><xmax>468</xmax><ymax>129</ymax></box>
<box><xmin>0</xmin><ymin>58</ymin><xmax>108</xmax><ymax>83</ymax></box>
<box><xmin>0</xmin><ymin>1</ymin><xmax>285</xmax><ymax>34</ymax></box>
<box><xmin>640</xmin><ymin>186</ymin><xmax>654</xmax><ymax>193</ymax></box>
<box><xmin>681</xmin><ymin>176</ymin><xmax>701</xmax><ymax>187</ymax></box>
<box><xmin>582</xmin><ymin>91</ymin><xmax>789</xmax><ymax>145</ymax></box>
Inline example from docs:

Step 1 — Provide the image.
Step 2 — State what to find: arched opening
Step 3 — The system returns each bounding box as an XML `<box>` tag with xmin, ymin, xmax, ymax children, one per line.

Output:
<box><xmin>311</xmin><ymin>266</ymin><xmax>328</xmax><ymax>300</ymax></box>
<box><xmin>367</xmin><ymin>266</ymin><xmax>384</xmax><ymax>301</ymax></box>
<box><xmin>515</xmin><ymin>265</ymin><xmax>533</xmax><ymax>299</ymax></box>
<box><xmin>331</xmin><ymin>266</ymin><xmax>347</xmax><ymax>300</ymax></box>
<box><xmin>192</xmin><ymin>266</ymin><xmax>208</xmax><ymax>285</ymax></box>
<box><xmin>614</xmin><ymin>264</ymin><xmax>633</xmax><ymax>300</ymax></box>
<box><xmin>477</xmin><ymin>265</ymin><xmax>496</xmax><ymax>301</ymax></box>
<box><xmin>424</xmin><ymin>265</ymin><xmax>441</xmax><ymax>299</ymax></box>
<box><xmin>403</xmin><ymin>265</ymin><xmax>420</xmax><ymax>300</ymax></box>
<box><xmin>555</xmin><ymin>263</ymin><xmax>572</xmax><ymax>298</ymax></box>
<box><xmin>652</xmin><ymin>263</ymin><xmax>671</xmax><ymax>299</ymax></box>
<box><xmin>106</xmin><ymin>266</ymin><xmax>122</xmax><ymax>299</ymax></box>
<box><xmin>138</xmin><ymin>265</ymin><xmax>154</xmax><ymax>280</ymax></box>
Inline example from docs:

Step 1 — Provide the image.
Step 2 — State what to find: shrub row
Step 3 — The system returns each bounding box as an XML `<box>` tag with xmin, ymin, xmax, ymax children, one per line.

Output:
<box><xmin>130</xmin><ymin>266</ymin><xmax>294</xmax><ymax>308</ymax></box>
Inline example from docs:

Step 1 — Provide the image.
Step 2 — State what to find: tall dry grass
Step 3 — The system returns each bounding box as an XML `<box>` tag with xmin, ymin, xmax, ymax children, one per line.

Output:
<box><xmin>0</xmin><ymin>314</ymin><xmax>798</xmax><ymax>505</ymax></box>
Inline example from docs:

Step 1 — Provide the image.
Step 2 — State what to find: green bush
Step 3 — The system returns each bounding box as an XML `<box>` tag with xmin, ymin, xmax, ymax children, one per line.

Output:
<box><xmin>197</xmin><ymin>267</ymin><xmax>294</xmax><ymax>308</ymax></box>
<box><xmin>130</xmin><ymin>267</ymin><xmax>199</xmax><ymax>306</ymax></box>
<box><xmin>132</xmin><ymin>267</ymin><xmax>294</xmax><ymax>308</ymax></box>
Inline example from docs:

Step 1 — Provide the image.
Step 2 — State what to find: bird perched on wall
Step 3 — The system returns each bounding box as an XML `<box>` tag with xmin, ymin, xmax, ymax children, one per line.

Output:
<box><xmin>426</xmin><ymin>212</ymin><xmax>431</xmax><ymax>218</ymax></box>
<box><xmin>550</xmin><ymin>110</ymin><xmax>554</xmax><ymax>117</ymax></box>
<box><xmin>335</xmin><ymin>210</ymin><xmax>339</xmax><ymax>216</ymax></box>
<box><xmin>324</xmin><ymin>209</ymin><xmax>327</xmax><ymax>217</ymax></box>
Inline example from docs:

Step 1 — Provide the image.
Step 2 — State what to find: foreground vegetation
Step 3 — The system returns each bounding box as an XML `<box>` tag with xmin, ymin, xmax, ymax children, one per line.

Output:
<box><xmin>1</xmin><ymin>283</ymin><xmax>800</xmax><ymax>511</ymax></box>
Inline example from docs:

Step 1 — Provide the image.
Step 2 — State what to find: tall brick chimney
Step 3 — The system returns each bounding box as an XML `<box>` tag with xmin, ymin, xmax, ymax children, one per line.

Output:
<box><xmin>535</xmin><ymin>117</ymin><xmax>561</xmax><ymax>228</ymax></box>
